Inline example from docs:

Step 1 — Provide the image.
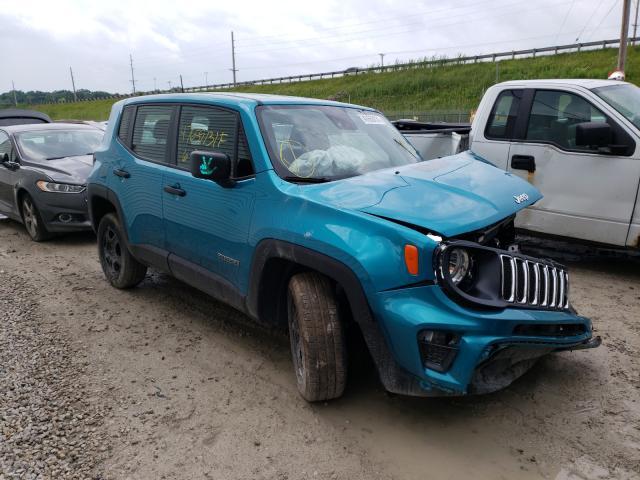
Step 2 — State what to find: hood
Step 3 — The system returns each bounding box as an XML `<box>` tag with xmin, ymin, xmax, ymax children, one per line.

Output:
<box><xmin>299</xmin><ymin>151</ymin><xmax>542</xmax><ymax>237</ymax></box>
<box><xmin>33</xmin><ymin>155</ymin><xmax>94</xmax><ymax>184</ymax></box>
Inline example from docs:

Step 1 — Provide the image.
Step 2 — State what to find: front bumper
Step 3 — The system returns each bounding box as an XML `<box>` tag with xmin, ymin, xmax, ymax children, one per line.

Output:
<box><xmin>372</xmin><ymin>284</ymin><xmax>599</xmax><ymax>396</ymax></box>
<box><xmin>31</xmin><ymin>189</ymin><xmax>91</xmax><ymax>233</ymax></box>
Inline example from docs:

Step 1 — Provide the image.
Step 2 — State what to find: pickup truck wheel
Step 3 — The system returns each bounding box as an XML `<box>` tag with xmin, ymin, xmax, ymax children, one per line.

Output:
<box><xmin>287</xmin><ymin>272</ymin><xmax>347</xmax><ymax>402</ymax></box>
<box><xmin>97</xmin><ymin>213</ymin><xmax>147</xmax><ymax>289</ymax></box>
<box><xmin>20</xmin><ymin>194</ymin><xmax>51</xmax><ymax>242</ymax></box>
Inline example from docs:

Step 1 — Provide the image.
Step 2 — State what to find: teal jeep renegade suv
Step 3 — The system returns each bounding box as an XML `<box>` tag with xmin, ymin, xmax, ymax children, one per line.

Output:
<box><xmin>87</xmin><ymin>93</ymin><xmax>599</xmax><ymax>401</ymax></box>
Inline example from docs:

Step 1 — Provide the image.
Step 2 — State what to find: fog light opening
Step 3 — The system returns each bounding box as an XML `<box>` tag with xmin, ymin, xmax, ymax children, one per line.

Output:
<box><xmin>58</xmin><ymin>213</ymin><xmax>73</xmax><ymax>223</ymax></box>
<box><xmin>418</xmin><ymin>330</ymin><xmax>460</xmax><ymax>373</ymax></box>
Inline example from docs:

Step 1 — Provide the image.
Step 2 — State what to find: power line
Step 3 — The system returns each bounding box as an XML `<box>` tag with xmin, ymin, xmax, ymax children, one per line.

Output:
<box><xmin>554</xmin><ymin>0</ymin><xmax>576</xmax><ymax>44</ymax></box>
<box><xmin>589</xmin><ymin>0</ymin><xmax>621</xmax><ymax>41</ymax></box>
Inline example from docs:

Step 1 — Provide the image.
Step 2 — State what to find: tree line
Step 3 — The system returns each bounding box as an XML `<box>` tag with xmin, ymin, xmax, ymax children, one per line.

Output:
<box><xmin>0</xmin><ymin>89</ymin><xmax>114</xmax><ymax>107</ymax></box>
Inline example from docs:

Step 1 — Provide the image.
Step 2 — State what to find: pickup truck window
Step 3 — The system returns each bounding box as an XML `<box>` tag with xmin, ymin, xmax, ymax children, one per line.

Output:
<box><xmin>257</xmin><ymin>105</ymin><xmax>419</xmax><ymax>181</ymax></box>
<box><xmin>526</xmin><ymin>90</ymin><xmax>606</xmax><ymax>150</ymax></box>
<box><xmin>592</xmin><ymin>83</ymin><xmax>640</xmax><ymax>130</ymax></box>
<box><xmin>131</xmin><ymin>105</ymin><xmax>173</xmax><ymax>163</ymax></box>
<box><xmin>485</xmin><ymin>89</ymin><xmax>522</xmax><ymax>140</ymax></box>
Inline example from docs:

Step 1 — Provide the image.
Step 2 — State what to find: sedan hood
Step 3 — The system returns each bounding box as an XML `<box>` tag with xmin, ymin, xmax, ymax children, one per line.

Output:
<box><xmin>299</xmin><ymin>151</ymin><xmax>542</xmax><ymax>237</ymax></box>
<box><xmin>34</xmin><ymin>155</ymin><xmax>94</xmax><ymax>184</ymax></box>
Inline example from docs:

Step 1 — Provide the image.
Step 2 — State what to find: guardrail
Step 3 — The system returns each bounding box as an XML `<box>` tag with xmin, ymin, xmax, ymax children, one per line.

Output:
<box><xmin>14</xmin><ymin>36</ymin><xmax>640</xmax><ymax>106</ymax></box>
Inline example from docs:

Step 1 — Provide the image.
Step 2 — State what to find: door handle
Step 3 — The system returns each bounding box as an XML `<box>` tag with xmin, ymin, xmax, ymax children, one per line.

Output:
<box><xmin>511</xmin><ymin>155</ymin><xmax>536</xmax><ymax>172</ymax></box>
<box><xmin>113</xmin><ymin>168</ymin><xmax>130</xmax><ymax>179</ymax></box>
<box><xmin>164</xmin><ymin>185</ymin><xmax>186</xmax><ymax>197</ymax></box>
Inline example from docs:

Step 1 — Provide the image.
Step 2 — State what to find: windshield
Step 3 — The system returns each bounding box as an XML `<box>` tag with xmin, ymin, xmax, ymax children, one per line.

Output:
<box><xmin>257</xmin><ymin>105</ymin><xmax>420</xmax><ymax>181</ymax></box>
<box><xmin>592</xmin><ymin>83</ymin><xmax>640</xmax><ymax>130</ymax></box>
<box><xmin>16</xmin><ymin>129</ymin><xmax>103</xmax><ymax>161</ymax></box>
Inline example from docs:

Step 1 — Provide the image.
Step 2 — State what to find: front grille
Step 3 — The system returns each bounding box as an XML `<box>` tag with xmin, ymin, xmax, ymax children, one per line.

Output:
<box><xmin>499</xmin><ymin>255</ymin><xmax>569</xmax><ymax>310</ymax></box>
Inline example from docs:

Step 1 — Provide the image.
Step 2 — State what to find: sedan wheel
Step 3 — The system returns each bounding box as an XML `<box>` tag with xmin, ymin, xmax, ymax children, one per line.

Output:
<box><xmin>21</xmin><ymin>195</ymin><xmax>50</xmax><ymax>242</ymax></box>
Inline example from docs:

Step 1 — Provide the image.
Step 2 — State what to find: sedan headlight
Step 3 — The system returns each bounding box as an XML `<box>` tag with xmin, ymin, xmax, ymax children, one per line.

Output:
<box><xmin>36</xmin><ymin>181</ymin><xmax>86</xmax><ymax>194</ymax></box>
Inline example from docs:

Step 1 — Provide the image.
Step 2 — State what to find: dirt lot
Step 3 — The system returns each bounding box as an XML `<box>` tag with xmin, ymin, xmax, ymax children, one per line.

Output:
<box><xmin>0</xmin><ymin>218</ymin><xmax>639</xmax><ymax>480</ymax></box>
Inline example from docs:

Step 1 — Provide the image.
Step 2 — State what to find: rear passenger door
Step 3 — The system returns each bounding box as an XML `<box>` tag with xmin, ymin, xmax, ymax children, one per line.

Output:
<box><xmin>509</xmin><ymin>89</ymin><xmax>640</xmax><ymax>246</ymax></box>
<box><xmin>162</xmin><ymin>104</ymin><xmax>256</xmax><ymax>289</ymax></box>
<box><xmin>471</xmin><ymin>89</ymin><xmax>523</xmax><ymax>169</ymax></box>
<box><xmin>109</xmin><ymin>104</ymin><xmax>176</xmax><ymax>262</ymax></box>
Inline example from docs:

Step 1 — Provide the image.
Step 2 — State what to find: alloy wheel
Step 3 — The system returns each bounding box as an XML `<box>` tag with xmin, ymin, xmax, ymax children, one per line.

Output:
<box><xmin>22</xmin><ymin>197</ymin><xmax>38</xmax><ymax>238</ymax></box>
<box><xmin>102</xmin><ymin>225</ymin><xmax>123</xmax><ymax>279</ymax></box>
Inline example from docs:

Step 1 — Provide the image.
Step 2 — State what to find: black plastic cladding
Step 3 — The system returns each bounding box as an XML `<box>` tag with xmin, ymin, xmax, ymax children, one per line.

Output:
<box><xmin>434</xmin><ymin>239</ymin><xmax>571</xmax><ymax>311</ymax></box>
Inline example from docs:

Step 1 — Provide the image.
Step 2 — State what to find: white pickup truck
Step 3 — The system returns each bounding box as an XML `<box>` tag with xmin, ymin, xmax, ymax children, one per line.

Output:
<box><xmin>400</xmin><ymin>79</ymin><xmax>640</xmax><ymax>250</ymax></box>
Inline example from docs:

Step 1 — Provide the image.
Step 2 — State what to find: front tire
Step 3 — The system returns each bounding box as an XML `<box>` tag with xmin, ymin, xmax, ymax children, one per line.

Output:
<box><xmin>287</xmin><ymin>272</ymin><xmax>347</xmax><ymax>402</ymax></box>
<box><xmin>20</xmin><ymin>194</ymin><xmax>51</xmax><ymax>242</ymax></box>
<box><xmin>97</xmin><ymin>213</ymin><xmax>147</xmax><ymax>289</ymax></box>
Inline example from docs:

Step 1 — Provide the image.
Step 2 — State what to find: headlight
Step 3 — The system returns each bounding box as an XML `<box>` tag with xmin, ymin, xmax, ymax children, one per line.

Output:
<box><xmin>447</xmin><ymin>248</ymin><xmax>471</xmax><ymax>284</ymax></box>
<box><xmin>36</xmin><ymin>181</ymin><xmax>86</xmax><ymax>194</ymax></box>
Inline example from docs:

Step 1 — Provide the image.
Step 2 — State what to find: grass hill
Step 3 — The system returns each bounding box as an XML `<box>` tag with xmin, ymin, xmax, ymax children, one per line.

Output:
<box><xmin>22</xmin><ymin>45</ymin><xmax>640</xmax><ymax>121</ymax></box>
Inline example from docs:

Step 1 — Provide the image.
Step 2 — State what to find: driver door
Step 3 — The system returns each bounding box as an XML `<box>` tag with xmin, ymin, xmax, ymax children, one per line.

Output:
<box><xmin>510</xmin><ymin>89</ymin><xmax>640</xmax><ymax>246</ymax></box>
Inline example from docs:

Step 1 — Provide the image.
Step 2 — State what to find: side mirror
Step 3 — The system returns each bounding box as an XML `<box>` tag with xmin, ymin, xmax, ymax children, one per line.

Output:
<box><xmin>189</xmin><ymin>151</ymin><xmax>231</xmax><ymax>182</ymax></box>
<box><xmin>1</xmin><ymin>153</ymin><xmax>8</xmax><ymax>164</ymax></box>
<box><xmin>575</xmin><ymin>122</ymin><xmax>612</xmax><ymax>148</ymax></box>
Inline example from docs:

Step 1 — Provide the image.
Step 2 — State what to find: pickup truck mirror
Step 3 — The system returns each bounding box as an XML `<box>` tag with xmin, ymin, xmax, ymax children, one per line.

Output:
<box><xmin>189</xmin><ymin>151</ymin><xmax>231</xmax><ymax>182</ymax></box>
<box><xmin>575</xmin><ymin>122</ymin><xmax>612</xmax><ymax>148</ymax></box>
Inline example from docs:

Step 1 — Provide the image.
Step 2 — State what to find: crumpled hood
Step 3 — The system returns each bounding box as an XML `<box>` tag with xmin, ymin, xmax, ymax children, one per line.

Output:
<box><xmin>299</xmin><ymin>151</ymin><xmax>542</xmax><ymax>237</ymax></box>
<box><xmin>33</xmin><ymin>155</ymin><xmax>94</xmax><ymax>184</ymax></box>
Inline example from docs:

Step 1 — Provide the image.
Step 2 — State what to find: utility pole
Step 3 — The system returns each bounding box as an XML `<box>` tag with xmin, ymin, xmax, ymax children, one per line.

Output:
<box><xmin>230</xmin><ymin>31</ymin><xmax>238</xmax><ymax>86</ymax></box>
<box><xmin>179</xmin><ymin>74</ymin><xmax>184</xmax><ymax>92</ymax></box>
<box><xmin>204</xmin><ymin>71</ymin><xmax>208</xmax><ymax>86</ymax></box>
<box><xmin>153</xmin><ymin>77</ymin><xmax>157</xmax><ymax>91</ymax></box>
<box><xmin>167</xmin><ymin>80</ymin><xmax>172</xmax><ymax>91</ymax></box>
<box><xmin>633</xmin><ymin>0</ymin><xmax>639</xmax><ymax>45</ymax></box>
<box><xmin>129</xmin><ymin>53</ymin><xmax>136</xmax><ymax>94</ymax></box>
<box><xmin>69</xmin><ymin>67</ymin><xmax>77</xmax><ymax>102</ymax></box>
<box><xmin>618</xmin><ymin>0</ymin><xmax>632</xmax><ymax>72</ymax></box>
<box><xmin>11</xmin><ymin>81</ymin><xmax>17</xmax><ymax>107</ymax></box>
<box><xmin>379</xmin><ymin>53</ymin><xmax>385</xmax><ymax>67</ymax></box>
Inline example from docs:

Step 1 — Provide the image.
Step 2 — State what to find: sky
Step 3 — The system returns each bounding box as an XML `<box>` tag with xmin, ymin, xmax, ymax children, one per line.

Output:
<box><xmin>0</xmin><ymin>0</ymin><xmax>630</xmax><ymax>94</ymax></box>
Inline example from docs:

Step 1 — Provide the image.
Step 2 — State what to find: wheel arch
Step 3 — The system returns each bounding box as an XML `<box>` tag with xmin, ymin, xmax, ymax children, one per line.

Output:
<box><xmin>87</xmin><ymin>184</ymin><xmax>129</xmax><ymax>242</ymax></box>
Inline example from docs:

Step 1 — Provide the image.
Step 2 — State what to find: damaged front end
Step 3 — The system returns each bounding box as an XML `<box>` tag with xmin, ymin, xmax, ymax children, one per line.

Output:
<box><xmin>369</xmin><ymin>216</ymin><xmax>600</xmax><ymax>397</ymax></box>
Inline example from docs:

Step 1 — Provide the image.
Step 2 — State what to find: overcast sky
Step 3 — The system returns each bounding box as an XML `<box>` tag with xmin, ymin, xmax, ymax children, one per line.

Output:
<box><xmin>0</xmin><ymin>0</ymin><xmax>628</xmax><ymax>94</ymax></box>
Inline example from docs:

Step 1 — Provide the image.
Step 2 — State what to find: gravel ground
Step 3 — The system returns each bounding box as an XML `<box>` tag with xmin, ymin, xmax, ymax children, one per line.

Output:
<box><xmin>0</xmin><ymin>218</ymin><xmax>639</xmax><ymax>480</ymax></box>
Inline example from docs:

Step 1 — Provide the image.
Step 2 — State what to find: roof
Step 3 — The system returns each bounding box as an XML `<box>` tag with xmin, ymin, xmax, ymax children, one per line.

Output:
<box><xmin>0</xmin><ymin>108</ymin><xmax>51</xmax><ymax>122</ymax></box>
<box><xmin>494</xmin><ymin>79</ymin><xmax>626</xmax><ymax>89</ymax></box>
<box><xmin>1</xmin><ymin>122</ymin><xmax>102</xmax><ymax>134</ymax></box>
<box><xmin>120</xmin><ymin>92</ymin><xmax>373</xmax><ymax>110</ymax></box>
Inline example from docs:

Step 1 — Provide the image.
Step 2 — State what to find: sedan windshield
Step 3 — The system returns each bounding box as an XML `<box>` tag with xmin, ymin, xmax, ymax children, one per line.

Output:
<box><xmin>16</xmin><ymin>129</ymin><xmax>103</xmax><ymax>161</ymax></box>
<box><xmin>257</xmin><ymin>105</ymin><xmax>420</xmax><ymax>181</ymax></box>
<box><xmin>592</xmin><ymin>83</ymin><xmax>640</xmax><ymax>130</ymax></box>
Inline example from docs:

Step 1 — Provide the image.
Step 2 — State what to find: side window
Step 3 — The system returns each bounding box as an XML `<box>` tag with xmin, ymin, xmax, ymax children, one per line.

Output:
<box><xmin>485</xmin><ymin>90</ymin><xmax>522</xmax><ymax>140</ymax></box>
<box><xmin>118</xmin><ymin>106</ymin><xmax>135</xmax><ymax>145</ymax></box>
<box><xmin>0</xmin><ymin>132</ymin><xmax>14</xmax><ymax>161</ymax></box>
<box><xmin>526</xmin><ymin>90</ymin><xmax>606</xmax><ymax>150</ymax></box>
<box><xmin>177</xmin><ymin>106</ymin><xmax>254</xmax><ymax>177</ymax></box>
<box><xmin>131</xmin><ymin>105</ymin><xmax>173</xmax><ymax>162</ymax></box>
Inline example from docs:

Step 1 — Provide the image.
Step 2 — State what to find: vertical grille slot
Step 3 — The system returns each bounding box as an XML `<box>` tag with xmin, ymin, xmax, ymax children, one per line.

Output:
<box><xmin>498</xmin><ymin>254</ymin><xmax>569</xmax><ymax>311</ymax></box>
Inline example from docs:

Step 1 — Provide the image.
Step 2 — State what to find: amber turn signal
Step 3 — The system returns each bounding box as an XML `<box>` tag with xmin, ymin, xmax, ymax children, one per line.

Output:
<box><xmin>404</xmin><ymin>244</ymin><xmax>419</xmax><ymax>275</ymax></box>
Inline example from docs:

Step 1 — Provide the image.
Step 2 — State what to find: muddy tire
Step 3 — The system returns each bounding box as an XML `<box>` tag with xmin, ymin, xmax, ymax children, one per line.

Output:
<box><xmin>97</xmin><ymin>213</ymin><xmax>147</xmax><ymax>289</ymax></box>
<box><xmin>20</xmin><ymin>194</ymin><xmax>51</xmax><ymax>242</ymax></box>
<box><xmin>287</xmin><ymin>272</ymin><xmax>347</xmax><ymax>402</ymax></box>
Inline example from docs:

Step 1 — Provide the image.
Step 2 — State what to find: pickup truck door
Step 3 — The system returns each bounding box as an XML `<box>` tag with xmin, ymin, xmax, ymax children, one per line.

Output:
<box><xmin>470</xmin><ymin>89</ymin><xmax>524</xmax><ymax>170</ymax></box>
<box><xmin>508</xmin><ymin>88</ymin><xmax>640</xmax><ymax>247</ymax></box>
<box><xmin>161</xmin><ymin>105</ymin><xmax>256</xmax><ymax>289</ymax></box>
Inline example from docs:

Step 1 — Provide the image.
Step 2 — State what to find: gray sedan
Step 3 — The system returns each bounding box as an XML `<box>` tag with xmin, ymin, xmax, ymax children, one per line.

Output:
<box><xmin>0</xmin><ymin>123</ymin><xmax>103</xmax><ymax>241</ymax></box>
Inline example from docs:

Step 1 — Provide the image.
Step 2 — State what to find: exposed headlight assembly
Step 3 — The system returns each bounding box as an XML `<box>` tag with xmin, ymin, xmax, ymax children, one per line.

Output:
<box><xmin>36</xmin><ymin>181</ymin><xmax>86</xmax><ymax>194</ymax></box>
<box><xmin>435</xmin><ymin>240</ymin><xmax>570</xmax><ymax>311</ymax></box>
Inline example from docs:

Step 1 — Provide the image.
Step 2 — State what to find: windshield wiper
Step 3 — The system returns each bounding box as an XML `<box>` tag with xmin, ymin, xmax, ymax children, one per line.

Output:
<box><xmin>282</xmin><ymin>176</ymin><xmax>333</xmax><ymax>183</ymax></box>
<box><xmin>394</xmin><ymin>138</ymin><xmax>420</xmax><ymax>160</ymax></box>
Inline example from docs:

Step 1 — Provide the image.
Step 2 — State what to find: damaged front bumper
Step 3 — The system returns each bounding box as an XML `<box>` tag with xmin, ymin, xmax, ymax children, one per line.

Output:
<box><xmin>370</xmin><ymin>284</ymin><xmax>600</xmax><ymax>397</ymax></box>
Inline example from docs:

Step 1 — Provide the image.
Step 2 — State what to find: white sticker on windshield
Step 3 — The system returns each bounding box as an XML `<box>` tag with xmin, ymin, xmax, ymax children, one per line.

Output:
<box><xmin>358</xmin><ymin>112</ymin><xmax>386</xmax><ymax>125</ymax></box>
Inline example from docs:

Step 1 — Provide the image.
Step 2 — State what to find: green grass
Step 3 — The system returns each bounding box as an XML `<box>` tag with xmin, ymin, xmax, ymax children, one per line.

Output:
<box><xmin>21</xmin><ymin>46</ymin><xmax>640</xmax><ymax>121</ymax></box>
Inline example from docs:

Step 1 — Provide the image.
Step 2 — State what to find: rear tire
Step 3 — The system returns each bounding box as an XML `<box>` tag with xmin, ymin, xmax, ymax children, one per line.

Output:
<box><xmin>20</xmin><ymin>194</ymin><xmax>51</xmax><ymax>242</ymax></box>
<box><xmin>97</xmin><ymin>213</ymin><xmax>147</xmax><ymax>289</ymax></box>
<box><xmin>287</xmin><ymin>272</ymin><xmax>347</xmax><ymax>402</ymax></box>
